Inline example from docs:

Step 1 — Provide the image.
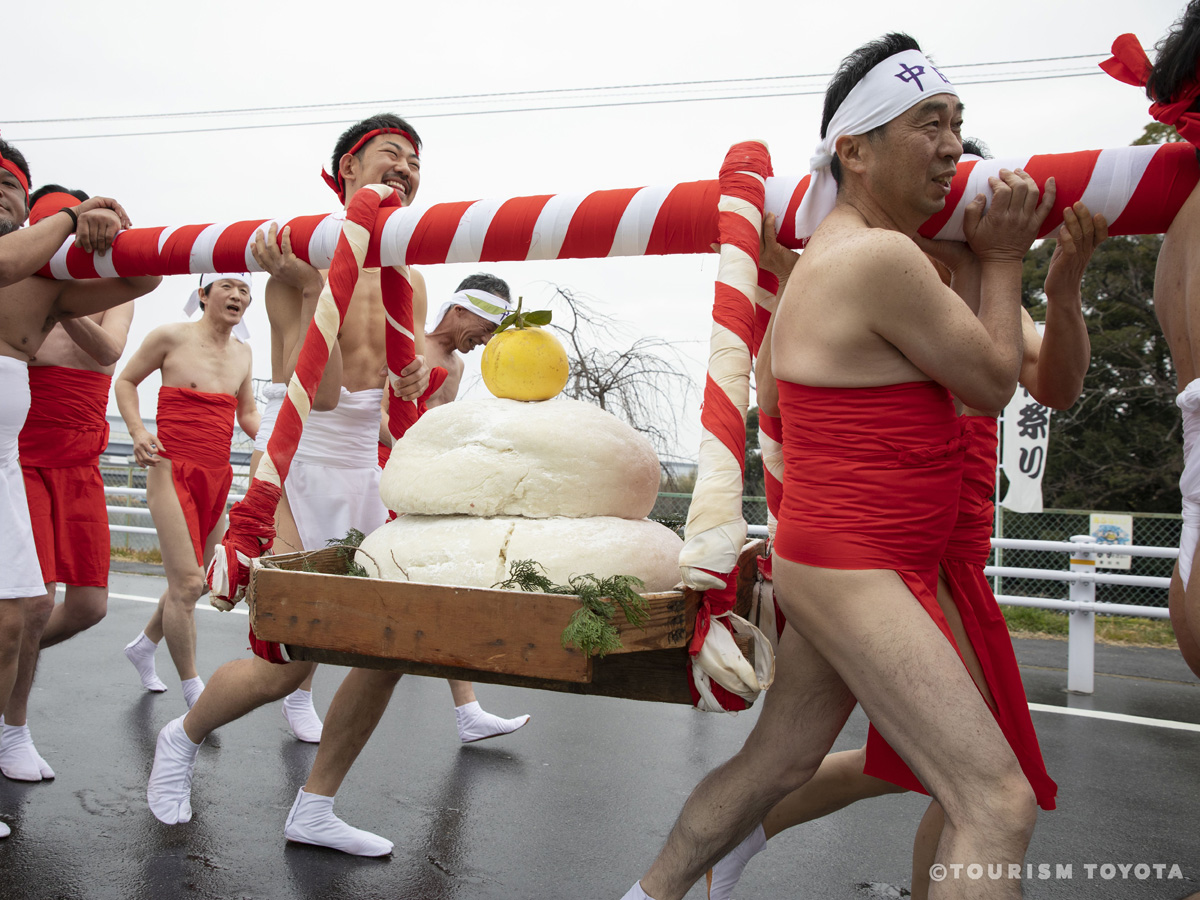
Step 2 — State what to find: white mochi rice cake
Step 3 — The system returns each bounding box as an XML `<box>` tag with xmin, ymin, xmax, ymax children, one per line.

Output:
<box><xmin>379</xmin><ymin>397</ymin><xmax>660</xmax><ymax>519</ymax></box>
<box><xmin>356</xmin><ymin>514</ymin><xmax>683</xmax><ymax>592</ymax></box>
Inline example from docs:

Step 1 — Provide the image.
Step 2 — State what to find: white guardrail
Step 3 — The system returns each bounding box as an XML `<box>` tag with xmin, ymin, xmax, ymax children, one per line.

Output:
<box><xmin>748</xmin><ymin>526</ymin><xmax>1172</xmax><ymax>695</ymax></box>
<box><xmin>110</xmin><ymin>502</ymin><xmax>1171</xmax><ymax>695</ymax></box>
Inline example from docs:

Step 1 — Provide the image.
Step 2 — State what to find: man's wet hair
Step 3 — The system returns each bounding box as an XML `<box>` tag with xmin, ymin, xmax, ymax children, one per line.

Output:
<box><xmin>821</xmin><ymin>33</ymin><xmax>923</xmax><ymax>184</ymax></box>
<box><xmin>0</xmin><ymin>139</ymin><xmax>31</xmax><ymax>190</ymax></box>
<box><xmin>29</xmin><ymin>184</ymin><xmax>89</xmax><ymax>206</ymax></box>
<box><xmin>455</xmin><ymin>273</ymin><xmax>511</xmax><ymax>302</ymax></box>
<box><xmin>331</xmin><ymin>114</ymin><xmax>423</xmax><ymax>174</ymax></box>
<box><xmin>962</xmin><ymin>138</ymin><xmax>991</xmax><ymax>159</ymax></box>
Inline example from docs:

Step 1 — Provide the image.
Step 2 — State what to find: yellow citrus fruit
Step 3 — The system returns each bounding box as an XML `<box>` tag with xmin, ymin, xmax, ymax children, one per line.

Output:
<box><xmin>481</xmin><ymin>326</ymin><xmax>570</xmax><ymax>401</ymax></box>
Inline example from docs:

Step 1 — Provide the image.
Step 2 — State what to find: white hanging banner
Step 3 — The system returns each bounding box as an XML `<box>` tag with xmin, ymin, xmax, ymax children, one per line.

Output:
<box><xmin>1001</xmin><ymin>325</ymin><xmax>1052</xmax><ymax>513</ymax></box>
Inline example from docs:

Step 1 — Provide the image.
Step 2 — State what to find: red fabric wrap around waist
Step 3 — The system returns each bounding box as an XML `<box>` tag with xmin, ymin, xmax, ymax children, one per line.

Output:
<box><xmin>774</xmin><ymin>380</ymin><xmax>965</xmax><ymax>570</ymax></box>
<box><xmin>944</xmin><ymin>416</ymin><xmax>999</xmax><ymax>565</ymax></box>
<box><xmin>19</xmin><ymin>366</ymin><xmax>112</xmax><ymax>467</ymax></box>
<box><xmin>156</xmin><ymin>386</ymin><xmax>237</xmax><ymax>468</ymax></box>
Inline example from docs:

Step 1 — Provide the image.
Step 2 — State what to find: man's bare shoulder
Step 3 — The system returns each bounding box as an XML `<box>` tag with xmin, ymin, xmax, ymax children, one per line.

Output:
<box><xmin>146</xmin><ymin>321</ymin><xmax>192</xmax><ymax>345</ymax></box>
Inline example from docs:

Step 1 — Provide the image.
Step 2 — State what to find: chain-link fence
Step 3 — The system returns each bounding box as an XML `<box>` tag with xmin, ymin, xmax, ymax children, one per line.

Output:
<box><xmin>651</xmin><ymin>495</ymin><xmax>1176</xmax><ymax>611</ymax></box>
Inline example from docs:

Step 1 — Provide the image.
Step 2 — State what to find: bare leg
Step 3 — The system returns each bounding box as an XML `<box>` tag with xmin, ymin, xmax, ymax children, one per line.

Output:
<box><xmin>639</xmin><ymin>560</ymin><xmax>1036</xmax><ymax>900</ymax></box>
<box><xmin>147</xmin><ymin>656</ymin><xmax>313</xmax><ymax>825</ymax></box>
<box><xmin>448</xmin><ymin>680</ymin><xmax>477</xmax><ymax>706</ymax></box>
<box><xmin>3</xmin><ymin>586</ymin><xmax>54</xmax><ymax>726</ymax></box>
<box><xmin>762</xmin><ymin>748</ymin><xmax>902</xmax><ymax>839</ymax></box>
<box><xmin>1171</xmin><ymin>562</ymin><xmax>1200</xmax><ymax>679</ymax></box>
<box><xmin>182</xmin><ymin>658</ymin><xmax>314</xmax><ymax>743</ymax></box>
<box><xmin>280</xmin><ymin>667</ymin><xmax>403</xmax><ymax>857</ymax></box>
<box><xmin>911</xmin><ymin>800</ymin><xmax>945</xmax><ymax>900</ymax></box>
<box><xmin>41</xmin><ymin>584</ymin><xmax>107</xmax><ymax>648</ymax></box>
<box><xmin>0</xmin><ymin>599</ymin><xmax>28</xmax><ymax>722</ymax></box>
<box><xmin>5</xmin><ymin>583</ymin><xmax>106</xmax><ymax>781</ymax></box>
<box><xmin>144</xmin><ymin>462</ymin><xmax>207</xmax><ymax>684</ymax></box>
<box><xmin>304</xmin><ymin>667</ymin><xmax>402</xmax><ymax>797</ymax></box>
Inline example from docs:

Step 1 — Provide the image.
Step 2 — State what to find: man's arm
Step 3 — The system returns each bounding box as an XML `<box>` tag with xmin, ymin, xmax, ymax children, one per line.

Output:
<box><xmin>114</xmin><ymin>326</ymin><xmax>172</xmax><ymax>467</ymax></box>
<box><xmin>877</xmin><ymin>170</ymin><xmax>1054</xmax><ymax>412</ymax></box>
<box><xmin>255</xmin><ymin>224</ymin><xmax>342</xmax><ymax>411</ymax></box>
<box><xmin>52</xmin><ymin>275</ymin><xmax>161</xmax><ymax>323</ymax></box>
<box><xmin>387</xmin><ymin>268</ymin><xmax>432</xmax><ymax>401</ymax></box>
<box><xmin>0</xmin><ymin>196</ymin><xmax>132</xmax><ymax>286</ymax></box>
<box><xmin>57</xmin><ymin>300</ymin><xmax>137</xmax><ymax>367</ymax></box>
<box><xmin>1021</xmin><ymin>201</ymin><xmax>1106</xmax><ymax>409</ymax></box>
<box><xmin>234</xmin><ymin>355</ymin><xmax>261</xmax><ymax>441</ymax></box>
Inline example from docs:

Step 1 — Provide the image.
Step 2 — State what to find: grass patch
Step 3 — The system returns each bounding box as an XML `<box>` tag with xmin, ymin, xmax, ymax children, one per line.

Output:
<box><xmin>1001</xmin><ymin>605</ymin><xmax>1178</xmax><ymax>648</ymax></box>
<box><xmin>110</xmin><ymin>547</ymin><xmax>163</xmax><ymax>565</ymax></box>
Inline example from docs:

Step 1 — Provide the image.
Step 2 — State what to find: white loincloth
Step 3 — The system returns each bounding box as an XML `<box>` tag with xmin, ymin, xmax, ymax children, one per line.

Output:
<box><xmin>252</xmin><ymin>383</ymin><xmax>287</xmax><ymax>454</ymax></box>
<box><xmin>287</xmin><ymin>387</ymin><xmax>387</xmax><ymax>549</ymax></box>
<box><xmin>1178</xmin><ymin>379</ymin><xmax>1200</xmax><ymax>589</ymax></box>
<box><xmin>0</xmin><ymin>357</ymin><xmax>48</xmax><ymax>599</ymax></box>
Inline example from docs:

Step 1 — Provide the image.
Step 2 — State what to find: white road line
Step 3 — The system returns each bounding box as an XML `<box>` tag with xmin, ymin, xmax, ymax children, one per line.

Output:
<box><xmin>89</xmin><ymin>588</ymin><xmax>249</xmax><ymax>617</ymax></box>
<box><xmin>1028</xmin><ymin>702</ymin><xmax>1200</xmax><ymax>733</ymax></box>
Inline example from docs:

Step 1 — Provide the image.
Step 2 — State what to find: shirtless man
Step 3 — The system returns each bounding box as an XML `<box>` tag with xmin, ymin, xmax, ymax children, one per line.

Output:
<box><xmin>0</xmin><ymin>138</ymin><xmax>151</xmax><ymax>837</ymax></box>
<box><xmin>380</xmin><ymin>272</ymin><xmax>531</xmax><ymax>738</ymax></box>
<box><xmin>117</xmin><ymin>274</ymin><xmax>259</xmax><ymax>710</ymax></box>
<box><xmin>621</xmin><ymin>34</ymin><xmax>1053</xmax><ymax>900</ymax></box>
<box><xmin>1143</xmin><ymin>2</ymin><xmax>1200</xmax><ymax>680</ymax></box>
<box><xmin>147</xmin><ymin>116</ymin><xmax>525</xmax><ymax>853</ymax></box>
<box><xmin>418</xmin><ymin>273</ymin><xmax>513</xmax><ymax>409</ymax></box>
<box><xmin>0</xmin><ymin>187</ymin><xmax>138</xmax><ymax>783</ymax></box>
<box><xmin>708</xmin><ymin>193</ymin><xmax>1104</xmax><ymax>900</ymax></box>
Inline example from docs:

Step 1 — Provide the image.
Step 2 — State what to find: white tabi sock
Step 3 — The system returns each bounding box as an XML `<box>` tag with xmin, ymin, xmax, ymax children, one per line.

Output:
<box><xmin>0</xmin><ymin>818</ymin><xmax>9</xmax><ymax>838</ymax></box>
<box><xmin>181</xmin><ymin>677</ymin><xmax>205</xmax><ymax>710</ymax></box>
<box><xmin>282</xmin><ymin>688</ymin><xmax>323</xmax><ymax>743</ymax></box>
<box><xmin>619</xmin><ymin>882</ymin><xmax>661</xmax><ymax>900</ymax></box>
<box><xmin>454</xmin><ymin>700</ymin><xmax>531</xmax><ymax>744</ymax></box>
<box><xmin>284</xmin><ymin>788</ymin><xmax>393</xmax><ymax>857</ymax></box>
<box><xmin>0</xmin><ymin>721</ymin><xmax>55</xmax><ymax>782</ymax></box>
<box><xmin>123</xmin><ymin>633</ymin><xmax>167</xmax><ymax>693</ymax></box>
<box><xmin>707</xmin><ymin>823</ymin><xmax>767</xmax><ymax>900</ymax></box>
<box><xmin>147</xmin><ymin>715</ymin><xmax>202</xmax><ymax>825</ymax></box>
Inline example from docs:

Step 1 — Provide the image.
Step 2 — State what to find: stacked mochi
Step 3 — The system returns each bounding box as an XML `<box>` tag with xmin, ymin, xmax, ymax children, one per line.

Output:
<box><xmin>356</xmin><ymin>397</ymin><xmax>683</xmax><ymax>592</ymax></box>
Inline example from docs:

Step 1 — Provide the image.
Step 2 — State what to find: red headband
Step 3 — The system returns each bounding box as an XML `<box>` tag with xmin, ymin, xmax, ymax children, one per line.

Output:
<box><xmin>0</xmin><ymin>157</ymin><xmax>30</xmax><ymax>207</ymax></box>
<box><xmin>320</xmin><ymin>128</ymin><xmax>420</xmax><ymax>203</ymax></box>
<box><xmin>1101</xmin><ymin>33</ymin><xmax>1200</xmax><ymax>146</ymax></box>
<box><xmin>29</xmin><ymin>191</ymin><xmax>82</xmax><ymax>225</ymax></box>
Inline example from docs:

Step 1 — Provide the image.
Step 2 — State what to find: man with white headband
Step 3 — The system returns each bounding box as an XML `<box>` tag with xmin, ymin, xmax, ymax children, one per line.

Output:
<box><xmin>118</xmin><ymin>272</ymin><xmax>259</xmax><ymax>711</ymax></box>
<box><xmin>621</xmin><ymin>34</ymin><xmax>1054</xmax><ymax>900</ymax></box>
<box><xmin>420</xmin><ymin>274</ymin><xmax>512</xmax><ymax>407</ymax></box>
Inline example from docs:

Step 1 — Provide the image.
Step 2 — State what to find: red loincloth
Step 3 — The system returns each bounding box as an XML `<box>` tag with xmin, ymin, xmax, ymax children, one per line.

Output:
<box><xmin>19</xmin><ymin>366</ymin><xmax>112</xmax><ymax>586</ymax></box>
<box><xmin>863</xmin><ymin>417</ymin><xmax>1058</xmax><ymax>809</ymax></box>
<box><xmin>156</xmin><ymin>387</ymin><xmax>237</xmax><ymax>567</ymax></box>
<box><xmin>775</xmin><ymin>380</ymin><xmax>978</xmax><ymax>787</ymax></box>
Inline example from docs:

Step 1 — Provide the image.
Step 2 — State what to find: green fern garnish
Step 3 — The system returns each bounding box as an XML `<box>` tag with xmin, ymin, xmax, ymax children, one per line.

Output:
<box><xmin>494</xmin><ymin>561</ymin><xmax>647</xmax><ymax>657</ymax></box>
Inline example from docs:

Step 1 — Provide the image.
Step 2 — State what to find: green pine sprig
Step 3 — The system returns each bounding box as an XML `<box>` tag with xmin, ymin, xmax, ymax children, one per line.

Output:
<box><xmin>494</xmin><ymin>560</ymin><xmax>647</xmax><ymax>658</ymax></box>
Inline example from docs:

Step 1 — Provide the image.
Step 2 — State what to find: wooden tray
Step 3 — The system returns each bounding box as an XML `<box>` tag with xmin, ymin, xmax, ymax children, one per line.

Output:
<box><xmin>247</xmin><ymin>539</ymin><xmax>766</xmax><ymax>705</ymax></box>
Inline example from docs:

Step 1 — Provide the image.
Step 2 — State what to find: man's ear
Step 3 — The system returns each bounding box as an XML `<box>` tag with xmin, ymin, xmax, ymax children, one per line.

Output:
<box><xmin>836</xmin><ymin>133</ymin><xmax>870</xmax><ymax>176</ymax></box>
<box><xmin>338</xmin><ymin>151</ymin><xmax>357</xmax><ymax>183</ymax></box>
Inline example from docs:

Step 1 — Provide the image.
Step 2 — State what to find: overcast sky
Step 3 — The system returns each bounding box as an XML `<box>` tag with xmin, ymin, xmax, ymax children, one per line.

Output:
<box><xmin>5</xmin><ymin>0</ymin><xmax>1188</xmax><ymax>461</ymax></box>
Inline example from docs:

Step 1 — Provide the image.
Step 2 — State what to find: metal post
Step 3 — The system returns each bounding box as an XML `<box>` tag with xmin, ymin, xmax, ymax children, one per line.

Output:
<box><xmin>1067</xmin><ymin>534</ymin><xmax>1097</xmax><ymax>694</ymax></box>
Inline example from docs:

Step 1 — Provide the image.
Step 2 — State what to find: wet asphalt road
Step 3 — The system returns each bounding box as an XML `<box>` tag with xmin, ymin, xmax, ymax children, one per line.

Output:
<box><xmin>0</xmin><ymin>569</ymin><xmax>1197</xmax><ymax>900</ymax></box>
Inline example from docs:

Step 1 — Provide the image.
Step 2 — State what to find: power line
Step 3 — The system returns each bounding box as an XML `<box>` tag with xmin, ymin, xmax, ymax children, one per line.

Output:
<box><xmin>6</xmin><ymin>51</ymin><xmax>1121</xmax><ymax>128</ymax></box>
<box><xmin>8</xmin><ymin>67</ymin><xmax>1109</xmax><ymax>143</ymax></box>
